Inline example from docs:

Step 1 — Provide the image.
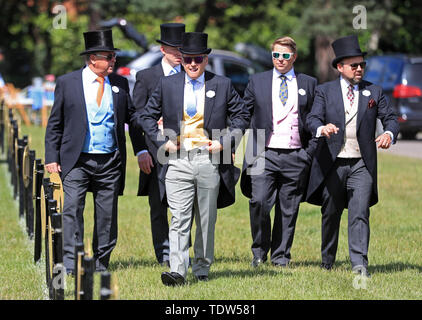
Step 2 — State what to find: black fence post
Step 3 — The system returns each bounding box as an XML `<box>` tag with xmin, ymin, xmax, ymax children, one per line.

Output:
<box><xmin>33</xmin><ymin>160</ymin><xmax>44</xmax><ymax>263</ymax></box>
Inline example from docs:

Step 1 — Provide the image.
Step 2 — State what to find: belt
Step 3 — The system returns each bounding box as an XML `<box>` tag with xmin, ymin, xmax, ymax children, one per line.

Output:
<box><xmin>175</xmin><ymin>147</ymin><xmax>209</xmax><ymax>160</ymax></box>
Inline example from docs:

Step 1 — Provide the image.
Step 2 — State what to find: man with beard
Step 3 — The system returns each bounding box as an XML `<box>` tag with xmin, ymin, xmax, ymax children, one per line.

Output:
<box><xmin>306</xmin><ymin>35</ymin><xmax>399</xmax><ymax>277</ymax></box>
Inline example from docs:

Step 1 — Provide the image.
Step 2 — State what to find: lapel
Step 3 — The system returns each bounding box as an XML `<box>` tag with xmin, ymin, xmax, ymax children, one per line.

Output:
<box><xmin>108</xmin><ymin>74</ymin><xmax>119</xmax><ymax>124</ymax></box>
<box><xmin>75</xmin><ymin>68</ymin><xmax>88</xmax><ymax>127</ymax></box>
<box><xmin>174</xmin><ymin>72</ymin><xmax>185</xmax><ymax>125</ymax></box>
<box><xmin>264</xmin><ymin>70</ymin><xmax>273</xmax><ymax>123</ymax></box>
<box><xmin>203</xmin><ymin>71</ymin><xmax>217</xmax><ymax>128</ymax></box>
<box><xmin>357</xmin><ymin>81</ymin><xmax>370</xmax><ymax>130</ymax></box>
<box><xmin>295</xmin><ymin>72</ymin><xmax>307</xmax><ymax>115</ymax></box>
<box><xmin>333</xmin><ymin>78</ymin><xmax>346</xmax><ymax>129</ymax></box>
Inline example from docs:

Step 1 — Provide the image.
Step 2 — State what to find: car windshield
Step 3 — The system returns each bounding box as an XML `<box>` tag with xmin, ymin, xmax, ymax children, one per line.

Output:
<box><xmin>403</xmin><ymin>63</ymin><xmax>422</xmax><ymax>88</ymax></box>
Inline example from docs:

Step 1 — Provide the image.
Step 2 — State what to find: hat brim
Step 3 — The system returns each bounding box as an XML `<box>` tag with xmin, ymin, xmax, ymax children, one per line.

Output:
<box><xmin>332</xmin><ymin>52</ymin><xmax>367</xmax><ymax>68</ymax></box>
<box><xmin>156</xmin><ymin>39</ymin><xmax>182</xmax><ymax>47</ymax></box>
<box><xmin>179</xmin><ymin>48</ymin><xmax>212</xmax><ymax>55</ymax></box>
<box><xmin>80</xmin><ymin>47</ymin><xmax>120</xmax><ymax>56</ymax></box>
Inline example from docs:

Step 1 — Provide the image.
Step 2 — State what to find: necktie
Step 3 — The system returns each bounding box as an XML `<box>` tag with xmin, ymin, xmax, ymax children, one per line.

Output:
<box><xmin>169</xmin><ymin>68</ymin><xmax>177</xmax><ymax>75</ymax></box>
<box><xmin>279</xmin><ymin>75</ymin><xmax>288</xmax><ymax>106</ymax></box>
<box><xmin>347</xmin><ymin>84</ymin><xmax>354</xmax><ymax>113</ymax></box>
<box><xmin>186</xmin><ymin>79</ymin><xmax>198</xmax><ymax>118</ymax></box>
<box><xmin>96</xmin><ymin>76</ymin><xmax>105</xmax><ymax>107</ymax></box>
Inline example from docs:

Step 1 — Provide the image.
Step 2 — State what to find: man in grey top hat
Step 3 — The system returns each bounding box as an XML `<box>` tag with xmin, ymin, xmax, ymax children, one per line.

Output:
<box><xmin>45</xmin><ymin>29</ymin><xmax>135</xmax><ymax>274</ymax></box>
<box><xmin>306</xmin><ymin>35</ymin><xmax>399</xmax><ymax>277</ymax></box>
<box><xmin>135</xmin><ymin>32</ymin><xmax>249</xmax><ymax>285</ymax></box>
<box><xmin>129</xmin><ymin>23</ymin><xmax>185</xmax><ymax>267</ymax></box>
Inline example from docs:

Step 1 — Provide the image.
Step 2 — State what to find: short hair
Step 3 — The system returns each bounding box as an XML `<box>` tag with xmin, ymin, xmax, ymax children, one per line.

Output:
<box><xmin>271</xmin><ymin>36</ymin><xmax>297</xmax><ymax>53</ymax></box>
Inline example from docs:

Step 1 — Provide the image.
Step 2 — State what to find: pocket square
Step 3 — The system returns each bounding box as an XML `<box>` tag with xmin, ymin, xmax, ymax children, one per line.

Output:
<box><xmin>368</xmin><ymin>98</ymin><xmax>376</xmax><ymax>108</ymax></box>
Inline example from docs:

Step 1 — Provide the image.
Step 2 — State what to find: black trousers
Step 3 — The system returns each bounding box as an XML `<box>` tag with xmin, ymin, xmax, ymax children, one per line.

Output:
<box><xmin>146</xmin><ymin>166</ymin><xmax>169</xmax><ymax>263</ymax></box>
<box><xmin>62</xmin><ymin>151</ymin><xmax>121</xmax><ymax>272</ymax></box>
<box><xmin>249</xmin><ymin>148</ymin><xmax>311</xmax><ymax>264</ymax></box>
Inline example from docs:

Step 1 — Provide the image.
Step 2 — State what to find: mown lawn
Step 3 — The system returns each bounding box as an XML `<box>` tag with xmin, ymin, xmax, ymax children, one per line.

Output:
<box><xmin>0</xmin><ymin>123</ymin><xmax>421</xmax><ymax>300</ymax></box>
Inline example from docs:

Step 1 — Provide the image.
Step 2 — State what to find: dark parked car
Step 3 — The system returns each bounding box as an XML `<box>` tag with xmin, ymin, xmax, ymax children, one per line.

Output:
<box><xmin>364</xmin><ymin>54</ymin><xmax>422</xmax><ymax>139</ymax></box>
<box><xmin>116</xmin><ymin>45</ymin><xmax>267</xmax><ymax>96</ymax></box>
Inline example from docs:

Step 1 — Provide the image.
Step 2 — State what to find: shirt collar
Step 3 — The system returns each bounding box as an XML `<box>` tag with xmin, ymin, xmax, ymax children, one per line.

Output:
<box><xmin>273</xmin><ymin>67</ymin><xmax>295</xmax><ymax>81</ymax></box>
<box><xmin>161</xmin><ymin>59</ymin><xmax>181</xmax><ymax>76</ymax></box>
<box><xmin>185</xmin><ymin>72</ymin><xmax>205</xmax><ymax>86</ymax></box>
<box><xmin>340</xmin><ymin>76</ymin><xmax>358</xmax><ymax>91</ymax></box>
<box><xmin>83</xmin><ymin>65</ymin><xmax>109</xmax><ymax>84</ymax></box>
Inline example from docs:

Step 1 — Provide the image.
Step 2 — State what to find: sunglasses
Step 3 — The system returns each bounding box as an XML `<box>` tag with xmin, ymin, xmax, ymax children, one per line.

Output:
<box><xmin>342</xmin><ymin>61</ymin><xmax>367</xmax><ymax>70</ymax></box>
<box><xmin>182</xmin><ymin>56</ymin><xmax>205</xmax><ymax>64</ymax></box>
<box><xmin>94</xmin><ymin>53</ymin><xmax>116</xmax><ymax>61</ymax></box>
<box><xmin>272</xmin><ymin>52</ymin><xmax>293</xmax><ymax>60</ymax></box>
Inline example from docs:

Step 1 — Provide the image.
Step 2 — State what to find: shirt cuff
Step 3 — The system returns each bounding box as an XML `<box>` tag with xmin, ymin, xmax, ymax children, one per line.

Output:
<box><xmin>136</xmin><ymin>150</ymin><xmax>148</xmax><ymax>157</ymax></box>
<box><xmin>316</xmin><ymin>126</ymin><xmax>324</xmax><ymax>138</ymax></box>
<box><xmin>384</xmin><ymin>131</ymin><xmax>394</xmax><ymax>142</ymax></box>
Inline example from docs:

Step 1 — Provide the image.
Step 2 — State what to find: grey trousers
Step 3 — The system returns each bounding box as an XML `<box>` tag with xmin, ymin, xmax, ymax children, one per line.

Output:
<box><xmin>165</xmin><ymin>151</ymin><xmax>220</xmax><ymax>279</ymax></box>
<box><xmin>320</xmin><ymin>158</ymin><xmax>373</xmax><ymax>268</ymax></box>
<box><xmin>62</xmin><ymin>151</ymin><xmax>121</xmax><ymax>272</ymax></box>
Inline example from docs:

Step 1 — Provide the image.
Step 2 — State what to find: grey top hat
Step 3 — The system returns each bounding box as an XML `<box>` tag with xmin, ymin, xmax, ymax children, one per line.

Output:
<box><xmin>331</xmin><ymin>35</ymin><xmax>367</xmax><ymax>68</ymax></box>
<box><xmin>80</xmin><ymin>29</ymin><xmax>120</xmax><ymax>56</ymax></box>
<box><xmin>179</xmin><ymin>32</ymin><xmax>212</xmax><ymax>55</ymax></box>
<box><xmin>156</xmin><ymin>23</ymin><xmax>186</xmax><ymax>47</ymax></box>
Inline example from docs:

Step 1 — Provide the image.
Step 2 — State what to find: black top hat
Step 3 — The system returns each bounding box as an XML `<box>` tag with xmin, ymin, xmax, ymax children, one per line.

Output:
<box><xmin>331</xmin><ymin>35</ymin><xmax>367</xmax><ymax>68</ymax></box>
<box><xmin>179</xmin><ymin>32</ymin><xmax>212</xmax><ymax>55</ymax></box>
<box><xmin>156</xmin><ymin>23</ymin><xmax>186</xmax><ymax>47</ymax></box>
<box><xmin>80</xmin><ymin>29</ymin><xmax>120</xmax><ymax>56</ymax></box>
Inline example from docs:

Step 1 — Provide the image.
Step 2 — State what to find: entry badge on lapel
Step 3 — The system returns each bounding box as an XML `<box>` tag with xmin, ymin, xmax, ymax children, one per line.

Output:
<box><xmin>206</xmin><ymin>90</ymin><xmax>215</xmax><ymax>98</ymax></box>
<box><xmin>298</xmin><ymin>88</ymin><xmax>306</xmax><ymax>96</ymax></box>
<box><xmin>112</xmin><ymin>86</ymin><xmax>119</xmax><ymax>93</ymax></box>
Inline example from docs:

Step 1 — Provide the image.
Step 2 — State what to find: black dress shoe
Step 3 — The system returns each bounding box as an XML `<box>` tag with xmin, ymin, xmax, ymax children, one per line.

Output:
<box><xmin>196</xmin><ymin>275</ymin><xmax>209</xmax><ymax>282</ymax></box>
<box><xmin>251</xmin><ymin>257</ymin><xmax>264</xmax><ymax>268</ymax></box>
<box><xmin>352</xmin><ymin>265</ymin><xmax>371</xmax><ymax>278</ymax></box>
<box><xmin>161</xmin><ymin>272</ymin><xmax>185</xmax><ymax>286</ymax></box>
<box><xmin>272</xmin><ymin>261</ymin><xmax>289</xmax><ymax>268</ymax></box>
<box><xmin>320</xmin><ymin>263</ymin><xmax>333</xmax><ymax>271</ymax></box>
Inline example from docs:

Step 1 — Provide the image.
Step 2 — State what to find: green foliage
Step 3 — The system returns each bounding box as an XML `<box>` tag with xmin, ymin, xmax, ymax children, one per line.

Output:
<box><xmin>0</xmin><ymin>0</ymin><xmax>421</xmax><ymax>87</ymax></box>
<box><xmin>50</xmin><ymin>16</ymin><xmax>89</xmax><ymax>76</ymax></box>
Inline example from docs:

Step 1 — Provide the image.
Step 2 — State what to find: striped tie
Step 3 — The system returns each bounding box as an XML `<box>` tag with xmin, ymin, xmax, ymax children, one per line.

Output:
<box><xmin>347</xmin><ymin>84</ymin><xmax>354</xmax><ymax>113</ymax></box>
<box><xmin>186</xmin><ymin>79</ymin><xmax>198</xmax><ymax>118</ymax></box>
<box><xmin>279</xmin><ymin>75</ymin><xmax>288</xmax><ymax>106</ymax></box>
<box><xmin>169</xmin><ymin>68</ymin><xmax>177</xmax><ymax>75</ymax></box>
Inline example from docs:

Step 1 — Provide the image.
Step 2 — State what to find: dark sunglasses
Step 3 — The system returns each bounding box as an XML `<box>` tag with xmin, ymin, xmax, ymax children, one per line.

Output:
<box><xmin>343</xmin><ymin>61</ymin><xmax>366</xmax><ymax>70</ymax></box>
<box><xmin>272</xmin><ymin>52</ymin><xmax>293</xmax><ymax>60</ymax></box>
<box><xmin>183</xmin><ymin>56</ymin><xmax>205</xmax><ymax>64</ymax></box>
<box><xmin>94</xmin><ymin>53</ymin><xmax>116</xmax><ymax>61</ymax></box>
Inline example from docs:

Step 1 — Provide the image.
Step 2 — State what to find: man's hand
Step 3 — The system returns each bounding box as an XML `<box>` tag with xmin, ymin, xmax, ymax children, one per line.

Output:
<box><xmin>137</xmin><ymin>152</ymin><xmax>154</xmax><ymax>174</ymax></box>
<box><xmin>321</xmin><ymin>123</ymin><xmax>340</xmax><ymax>138</ymax></box>
<box><xmin>375</xmin><ymin>133</ymin><xmax>392</xmax><ymax>149</ymax></box>
<box><xmin>164</xmin><ymin>140</ymin><xmax>180</xmax><ymax>153</ymax></box>
<box><xmin>207</xmin><ymin>140</ymin><xmax>223</xmax><ymax>153</ymax></box>
<box><xmin>45</xmin><ymin>162</ymin><xmax>61</xmax><ymax>173</ymax></box>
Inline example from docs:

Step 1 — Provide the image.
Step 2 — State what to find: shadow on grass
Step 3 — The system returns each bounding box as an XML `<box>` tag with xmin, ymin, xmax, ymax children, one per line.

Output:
<box><xmin>108</xmin><ymin>257</ymin><xmax>158</xmax><ymax>271</ymax></box>
<box><xmin>211</xmin><ymin>268</ymin><xmax>288</xmax><ymax>281</ymax></box>
<box><xmin>369</xmin><ymin>262</ymin><xmax>422</xmax><ymax>274</ymax></box>
<box><xmin>295</xmin><ymin>259</ymin><xmax>422</xmax><ymax>275</ymax></box>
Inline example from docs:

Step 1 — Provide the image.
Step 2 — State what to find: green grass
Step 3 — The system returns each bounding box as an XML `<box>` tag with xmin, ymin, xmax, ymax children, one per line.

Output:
<box><xmin>1</xmin><ymin>123</ymin><xmax>421</xmax><ymax>300</ymax></box>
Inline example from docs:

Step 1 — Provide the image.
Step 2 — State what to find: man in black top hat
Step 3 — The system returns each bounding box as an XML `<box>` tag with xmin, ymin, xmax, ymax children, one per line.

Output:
<box><xmin>129</xmin><ymin>23</ymin><xmax>185</xmax><ymax>267</ymax></box>
<box><xmin>45</xmin><ymin>29</ymin><xmax>135</xmax><ymax>274</ymax></box>
<box><xmin>306</xmin><ymin>35</ymin><xmax>399</xmax><ymax>277</ymax></box>
<box><xmin>135</xmin><ymin>32</ymin><xmax>249</xmax><ymax>285</ymax></box>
